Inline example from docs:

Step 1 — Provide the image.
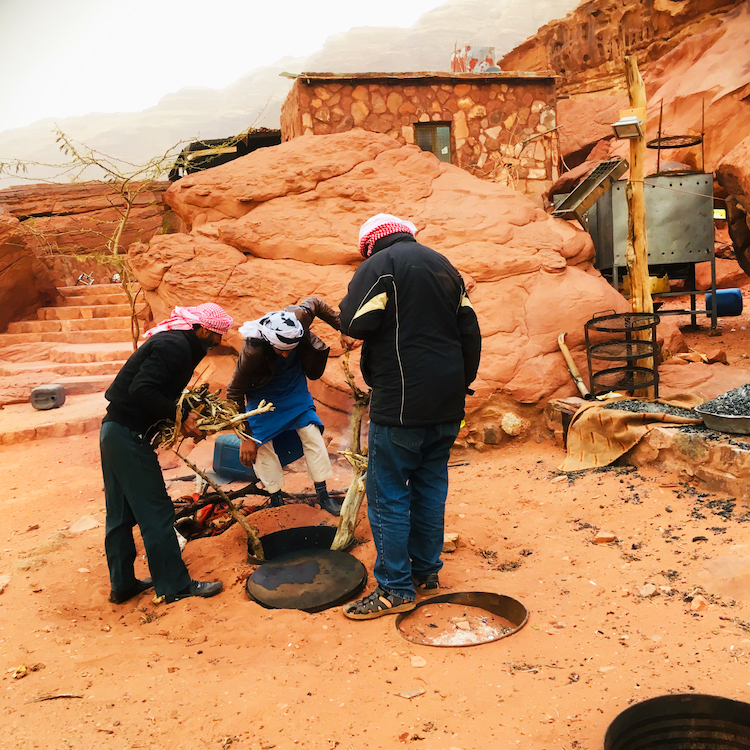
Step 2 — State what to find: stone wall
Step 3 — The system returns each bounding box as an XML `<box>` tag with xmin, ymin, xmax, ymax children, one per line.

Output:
<box><xmin>281</xmin><ymin>74</ymin><xmax>558</xmax><ymax>196</ymax></box>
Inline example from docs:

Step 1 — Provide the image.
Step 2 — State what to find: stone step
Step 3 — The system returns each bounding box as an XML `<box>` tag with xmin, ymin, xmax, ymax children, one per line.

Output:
<box><xmin>7</xmin><ymin>317</ymin><xmax>132</xmax><ymax>334</ymax></box>
<box><xmin>0</xmin><ymin>330</ymin><xmax>133</xmax><ymax>346</ymax></box>
<box><xmin>0</xmin><ymin>360</ymin><xmax>124</xmax><ymax>377</ymax></box>
<box><xmin>0</xmin><ymin>392</ymin><xmax>106</xmax><ymax>445</ymax></box>
<box><xmin>58</xmin><ymin>292</ymin><xmax>130</xmax><ymax>307</ymax></box>
<box><xmin>37</xmin><ymin>303</ymin><xmax>132</xmax><ymax>321</ymax></box>
<box><xmin>55</xmin><ymin>374</ymin><xmax>116</xmax><ymax>395</ymax></box>
<box><xmin>48</xmin><ymin>342</ymin><xmax>134</xmax><ymax>364</ymax></box>
<box><xmin>58</xmin><ymin>283</ymin><xmax>128</xmax><ymax>296</ymax></box>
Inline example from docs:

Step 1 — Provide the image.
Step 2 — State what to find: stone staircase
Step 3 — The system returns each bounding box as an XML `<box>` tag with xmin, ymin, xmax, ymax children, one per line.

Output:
<box><xmin>0</xmin><ymin>284</ymin><xmax>136</xmax><ymax>444</ymax></box>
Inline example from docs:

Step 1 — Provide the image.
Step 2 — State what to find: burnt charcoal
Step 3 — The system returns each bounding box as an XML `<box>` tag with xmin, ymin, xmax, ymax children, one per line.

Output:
<box><xmin>699</xmin><ymin>384</ymin><xmax>750</xmax><ymax>417</ymax></box>
<box><xmin>603</xmin><ymin>399</ymin><xmax>697</xmax><ymax>419</ymax></box>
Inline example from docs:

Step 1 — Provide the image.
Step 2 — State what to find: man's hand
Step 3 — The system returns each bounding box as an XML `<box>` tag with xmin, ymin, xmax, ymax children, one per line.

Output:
<box><xmin>340</xmin><ymin>333</ymin><xmax>361</xmax><ymax>350</ymax></box>
<box><xmin>181</xmin><ymin>411</ymin><xmax>206</xmax><ymax>441</ymax></box>
<box><xmin>239</xmin><ymin>438</ymin><xmax>258</xmax><ymax>467</ymax></box>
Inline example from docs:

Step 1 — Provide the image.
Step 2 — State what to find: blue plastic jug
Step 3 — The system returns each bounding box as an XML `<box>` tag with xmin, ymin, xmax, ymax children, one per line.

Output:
<box><xmin>705</xmin><ymin>288</ymin><xmax>743</xmax><ymax>317</ymax></box>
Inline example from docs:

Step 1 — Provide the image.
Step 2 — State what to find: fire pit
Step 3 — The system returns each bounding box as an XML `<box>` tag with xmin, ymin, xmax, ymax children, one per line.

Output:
<box><xmin>246</xmin><ymin>525</ymin><xmax>339</xmax><ymax>564</ymax></box>
<box><xmin>604</xmin><ymin>694</ymin><xmax>750</xmax><ymax>749</ymax></box>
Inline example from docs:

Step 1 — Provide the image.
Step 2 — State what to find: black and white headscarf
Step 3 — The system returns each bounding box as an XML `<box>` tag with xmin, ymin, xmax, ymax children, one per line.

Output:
<box><xmin>238</xmin><ymin>311</ymin><xmax>304</xmax><ymax>350</ymax></box>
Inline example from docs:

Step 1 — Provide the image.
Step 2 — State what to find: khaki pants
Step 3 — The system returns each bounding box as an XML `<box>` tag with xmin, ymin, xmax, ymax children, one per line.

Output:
<box><xmin>254</xmin><ymin>424</ymin><xmax>332</xmax><ymax>493</ymax></box>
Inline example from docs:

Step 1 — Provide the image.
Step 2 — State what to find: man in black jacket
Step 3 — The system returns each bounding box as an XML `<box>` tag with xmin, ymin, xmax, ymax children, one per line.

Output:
<box><xmin>101</xmin><ymin>303</ymin><xmax>233</xmax><ymax>605</ymax></box>
<box><xmin>339</xmin><ymin>214</ymin><xmax>481</xmax><ymax>619</ymax></box>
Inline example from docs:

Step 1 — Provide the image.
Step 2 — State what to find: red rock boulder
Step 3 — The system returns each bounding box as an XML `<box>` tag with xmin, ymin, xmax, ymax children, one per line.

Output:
<box><xmin>129</xmin><ymin>130</ymin><xmax>631</xmax><ymax>437</ymax></box>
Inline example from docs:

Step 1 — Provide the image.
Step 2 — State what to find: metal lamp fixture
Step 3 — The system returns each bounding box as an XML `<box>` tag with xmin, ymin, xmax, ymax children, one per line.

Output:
<box><xmin>612</xmin><ymin>115</ymin><xmax>644</xmax><ymax>139</ymax></box>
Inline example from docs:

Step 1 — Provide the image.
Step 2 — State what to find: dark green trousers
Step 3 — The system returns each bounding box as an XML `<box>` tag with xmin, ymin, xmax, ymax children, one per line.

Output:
<box><xmin>100</xmin><ymin>420</ymin><xmax>191</xmax><ymax>598</ymax></box>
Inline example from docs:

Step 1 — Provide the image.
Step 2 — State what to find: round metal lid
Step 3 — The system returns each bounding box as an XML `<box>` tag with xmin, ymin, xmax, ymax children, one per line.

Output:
<box><xmin>245</xmin><ymin>549</ymin><xmax>366</xmax><ymax>613</ymax></box>
<box><xmin>395</xmin><ymin>591</ymin><xmax>528</xmax><ymax>647</ymax></box>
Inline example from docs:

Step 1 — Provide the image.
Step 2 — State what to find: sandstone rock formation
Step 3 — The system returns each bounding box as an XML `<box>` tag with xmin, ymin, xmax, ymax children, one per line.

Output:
<box><xmin>504</xmin><ymin>1</ymin><xmax>750</xmax><ymax>177</ymax></box>
<box><xmin>0</xmin><ymin>181</ymin><xmax>173</xmax><ymax>287</ymax></box>
<box><xmin>505</xmin><ymin>0</ymin><xmax>750</xmax><ymax>280</ymax></box>
<box><xmin>128</xmin><ymin>129</ymin><xmax>630</xmax><ymax>439</ymax></box>
<box><xmin>0</xmin><ymin>214</ymin><xmax>58</xmax><ymax>332</ymax></box>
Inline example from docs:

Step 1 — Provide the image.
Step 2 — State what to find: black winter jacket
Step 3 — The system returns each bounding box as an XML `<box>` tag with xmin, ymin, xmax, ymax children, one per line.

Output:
<box><xmin>339</xmin><ymin>233</ymin><xmax>481</xmax><ymax>427</ymax></box>
<box><xmin>103</xmin><ymin>329</ymin><xmax>207</xmax><ymax>435</ymax></box>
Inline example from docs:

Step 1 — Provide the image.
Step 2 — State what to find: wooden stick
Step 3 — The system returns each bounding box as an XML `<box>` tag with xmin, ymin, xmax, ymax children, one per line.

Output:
<box><xmin>26</xmin><ymin>694</ymin><xmax>82</xmax><ymax>704</ymax></box>
<box><xmin>175</xmin><ymin>450</ymin><xmax>264</xmax><ymax>560</ymax></box>
<box><xmin>174</xmin><ymin>485</ymin><xmax>347</xmax><ymax>520</ymax></box>
<box><xmin>331</xmin><ymin>348</ymin><xmax>371</xmax><ymax>551</ymax></box>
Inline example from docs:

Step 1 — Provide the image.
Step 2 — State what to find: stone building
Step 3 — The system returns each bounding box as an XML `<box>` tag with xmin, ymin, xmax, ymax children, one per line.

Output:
<box><xmin>280</xmin><ymin>72</ymin><xmax>558</xmax><ymax>196</ymax></box>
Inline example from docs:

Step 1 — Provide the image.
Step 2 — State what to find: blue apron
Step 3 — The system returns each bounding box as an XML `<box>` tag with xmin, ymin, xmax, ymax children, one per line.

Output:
<box><xmin>244</xmin><ymin>349</ymin><xmax>323</xmax><ymax>455</ymax></box>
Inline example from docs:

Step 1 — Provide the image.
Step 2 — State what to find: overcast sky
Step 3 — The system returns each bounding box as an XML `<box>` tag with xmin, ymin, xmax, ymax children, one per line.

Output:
<box><xmin>0</xmin><ymin>0</ymin><xmax>446</xmax><ymax>134</ymax></box>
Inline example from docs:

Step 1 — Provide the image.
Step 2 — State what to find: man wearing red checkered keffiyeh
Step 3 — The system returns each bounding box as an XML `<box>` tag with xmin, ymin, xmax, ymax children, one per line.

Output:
<box><xmin>100</xmin><ymin>301</ymin><xmax>234</xmax><ymax>607</ymax></box>
<box><xmin>358</xmin><ymin>213</ymin><xmax>417</xmax><ymax>258</ymax></box>
<box><xmin>339</xmin><ymin>212</ymin><xmax>482</xmax><ymax>620</ymax></box>
<box><xmin>144</xmin><ymin>303</ymin><xmax>233</xmax><ymax>338</ymax></box>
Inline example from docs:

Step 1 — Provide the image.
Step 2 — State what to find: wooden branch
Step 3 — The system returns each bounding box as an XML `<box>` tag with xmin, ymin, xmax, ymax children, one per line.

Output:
<box><xmin>173</xmin><ymin>484</ymin><xmax>347</xmax><ymax>519</ymax></box>
<box><xmin>331</xmin><ymin>348</ymin><xmax>371</xmax><ymax>551</ymax></box>
<box><xmin>175</xmin><ymin>450</ymin><xmax>264</xmax><ymax>560</ymax></box>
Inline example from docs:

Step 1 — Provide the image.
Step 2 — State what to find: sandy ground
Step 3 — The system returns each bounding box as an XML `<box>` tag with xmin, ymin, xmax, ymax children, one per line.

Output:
<box><xmin>3</xmin><ymin>308</ymin><xmax>750</xmax><ymax>749</ymax></box>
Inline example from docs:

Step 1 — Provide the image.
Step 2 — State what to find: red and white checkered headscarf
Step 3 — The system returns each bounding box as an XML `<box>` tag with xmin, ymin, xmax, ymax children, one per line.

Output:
<box><xmin>358</xmin><ymin>213</ymin><xmax>417</xmax><ymax>258</ymax></box>
<box><xmin>144</xmin><ymin>303</ymin><xmax>233</xmax><ymax>338</ymax></box>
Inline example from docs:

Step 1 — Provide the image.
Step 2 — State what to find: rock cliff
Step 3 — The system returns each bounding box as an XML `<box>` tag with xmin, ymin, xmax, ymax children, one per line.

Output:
<box><xmin>0</xmin><ymin>214</ymin><xmax>58</xmax><ymax>332</ymax></box>
<box><xmin>500</xmin><ymin>1</ymin><xmax>750</xmax><ymax>169</ymax></box>
<box><xmin>501</xmin><ymin>0</ymin><xmax>750</xmax><ymax>257</ymax></box>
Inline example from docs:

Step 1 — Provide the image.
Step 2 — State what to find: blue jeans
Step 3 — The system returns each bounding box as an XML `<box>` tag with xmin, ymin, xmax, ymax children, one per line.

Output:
<box><xmin>366</xmin><ymin>421</ymin><xmax>461</xmax><ymax>600</ymax></box>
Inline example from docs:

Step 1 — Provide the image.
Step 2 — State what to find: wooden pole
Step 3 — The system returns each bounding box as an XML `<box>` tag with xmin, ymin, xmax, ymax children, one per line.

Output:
<box><xmin>624</xmin><ymin>55</ymin><xmax>653</xmax><ymax>317</ymax></box>
<box><xmin>624</xmin><ymin>55</ymin><xmax>655</xmax><ymax>398</ymax></box>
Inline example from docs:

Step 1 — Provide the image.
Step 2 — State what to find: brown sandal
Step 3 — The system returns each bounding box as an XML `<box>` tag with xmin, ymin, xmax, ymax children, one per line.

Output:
<box><xmin>343</xmin><ymin>586</ymin><xmax>416</xmax><ymax>620</ymax></box>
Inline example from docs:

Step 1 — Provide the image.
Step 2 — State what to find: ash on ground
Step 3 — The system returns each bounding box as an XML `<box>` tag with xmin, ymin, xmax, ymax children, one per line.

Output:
<box><xmin>699</xmin><ymin>385</ymin><xmax>750</xmax><ymax>416</ymax></box>
<box><xmin>678</xmin><ymin>424</ymin><xmax>750</xmax><ymax>449</ymax></box>
<box><xmin>398</xmin><ymin>603</ymin><xmax>516</xmax><ymax>647</ymax></box>
<box><xmin>603</xmin><ymin>399</ymin><xmax>697</xmax><ymax>419</ymax></box>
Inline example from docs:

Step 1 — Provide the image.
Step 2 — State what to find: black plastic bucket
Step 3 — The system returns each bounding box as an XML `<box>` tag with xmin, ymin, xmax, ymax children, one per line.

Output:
<box><xmin>604</xmin><ymin>694</ymin><xmax>750</xmax><ymax>750</ymax></box>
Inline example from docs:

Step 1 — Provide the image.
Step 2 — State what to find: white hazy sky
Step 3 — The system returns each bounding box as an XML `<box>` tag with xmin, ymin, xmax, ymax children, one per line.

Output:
<box><xmin>0</xmin><ymin>0</ymin><xmax>446</xmax><ymax>134</ymax></box>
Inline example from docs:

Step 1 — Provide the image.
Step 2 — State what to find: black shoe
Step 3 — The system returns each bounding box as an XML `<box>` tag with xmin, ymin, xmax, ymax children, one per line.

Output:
<box><xmin>317</xmin><ymin>491</ymin><xmax>343</xmax><ymax>516</ymax></box>
<box><xmin>109</xmin><ymin>578</ymin><xmax>153</xmax><ymax>604</ymax></box>
<box><xmin>269</xmin><ymin>491</ymin><xmax>284</xmax><ymax>507</ymax></box>
<box><xmin>412</xmin><ymin>572</ymin><xmax>440</xmax><ymax>591</ymax></box>
<box><xmin>165</xmin><ymin>579</ymin><xmax>223</xmax><ymax>603</ymax></box>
